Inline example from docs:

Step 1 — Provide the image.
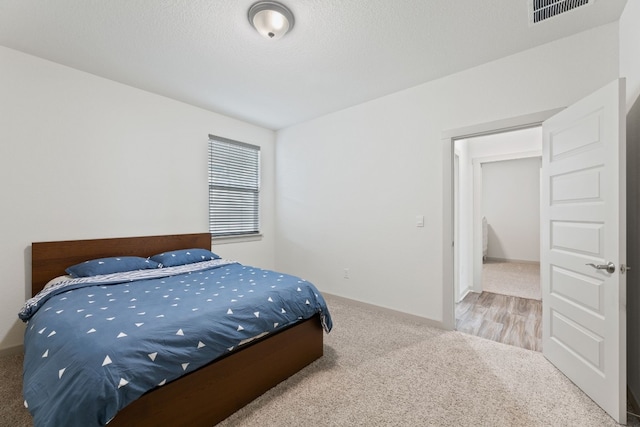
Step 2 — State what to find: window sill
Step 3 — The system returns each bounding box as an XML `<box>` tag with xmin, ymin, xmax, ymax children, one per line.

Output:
<box><xmin>212</xmin><ymin>234</ymin><xmax>263</xmax><ymax>245</ymax></box>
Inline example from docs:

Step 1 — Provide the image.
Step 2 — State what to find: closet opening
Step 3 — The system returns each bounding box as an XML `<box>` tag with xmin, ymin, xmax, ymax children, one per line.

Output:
<box><xmin>453</xmin><ymin>126</ymin><xmax>543</xmax><ymax>351</ymax></box>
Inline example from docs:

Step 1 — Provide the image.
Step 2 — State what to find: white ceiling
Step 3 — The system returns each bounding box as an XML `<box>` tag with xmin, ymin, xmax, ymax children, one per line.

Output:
<box><xmin>0</xmin><ymin>0</ymin><xmax>628</xmax><ymax>130</ymax></box>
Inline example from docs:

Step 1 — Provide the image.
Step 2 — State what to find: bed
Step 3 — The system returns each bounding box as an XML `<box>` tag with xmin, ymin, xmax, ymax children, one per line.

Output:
<box><xmin>23</xmin><ymin>232</ymin><xmax>332</xmax><ymax>426</ymax></box>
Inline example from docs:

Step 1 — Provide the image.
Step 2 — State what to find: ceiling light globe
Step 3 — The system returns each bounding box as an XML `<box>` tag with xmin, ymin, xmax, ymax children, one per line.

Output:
<box><xmin>248</xmin><ymin>1</ymin><xmax>295</xmax><ymax>40</ymax></box>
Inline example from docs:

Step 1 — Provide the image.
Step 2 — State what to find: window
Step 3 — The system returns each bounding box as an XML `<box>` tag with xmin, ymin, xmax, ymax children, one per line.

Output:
<box><xmin>208</xmin><ymin>135</ymin><xmax>260</xmax><ymax>237</ymax></box>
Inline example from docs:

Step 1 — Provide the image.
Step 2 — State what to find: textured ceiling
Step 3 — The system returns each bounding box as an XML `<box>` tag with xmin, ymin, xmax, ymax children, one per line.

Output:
<box><xmin>0</xmin><ymin>0</ymin><xmax>628</xmax><ymax>130</ymax></box>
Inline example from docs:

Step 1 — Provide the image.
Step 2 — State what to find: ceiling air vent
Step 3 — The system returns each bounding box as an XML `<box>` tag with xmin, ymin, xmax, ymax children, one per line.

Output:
<box><xmin>530</xmin><ymin>0</ymin><xmax>593</xmax><ymax>24</ymax></box>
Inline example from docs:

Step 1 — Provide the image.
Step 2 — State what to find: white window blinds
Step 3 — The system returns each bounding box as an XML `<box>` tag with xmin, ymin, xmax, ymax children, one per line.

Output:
<box><xmin>208</xmin><ymin>135</ymin><xmax>260</xmax><ymax>237</ymax></box>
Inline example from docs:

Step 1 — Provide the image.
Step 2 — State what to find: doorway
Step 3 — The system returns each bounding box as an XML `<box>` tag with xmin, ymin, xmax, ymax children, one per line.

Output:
<box><xmin>453</xmin><ymin>128</ymin><xmax>543</xmax><ymax>350</ymax></box>
<box><xmin>441</xmin><ymin>109</ymin><xmax>562</xmax><ymax>334</ymax></box>
<box><xmin>443</xmin><ymin>80</ymin><xmax>628</xmax><ymax>424</ymax></box>
<box><xmin>452</xmin><ymin>127</ymin><xmax>543</xmax><ymax>351</ymax></box>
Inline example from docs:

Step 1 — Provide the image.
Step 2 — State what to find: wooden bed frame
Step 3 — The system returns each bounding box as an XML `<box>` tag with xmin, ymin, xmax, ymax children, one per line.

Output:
<box><xmin>31</xmin><ymin>233</ymin><xmax>324</xmax><ymax>427</ymax></box>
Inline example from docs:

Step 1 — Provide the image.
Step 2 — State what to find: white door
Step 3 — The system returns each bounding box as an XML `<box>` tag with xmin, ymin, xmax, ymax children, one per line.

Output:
<box><xmin>541</xmin><ymin>79</ymin><xmax>627</xmax><ymax>423</ymax></box>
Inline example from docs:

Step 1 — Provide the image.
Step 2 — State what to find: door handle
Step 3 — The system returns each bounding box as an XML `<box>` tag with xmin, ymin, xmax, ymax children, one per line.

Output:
<box><xmin>586</xmin><ymin>262</ymin><xmax>616</xmax><ymax>274</ymax></box>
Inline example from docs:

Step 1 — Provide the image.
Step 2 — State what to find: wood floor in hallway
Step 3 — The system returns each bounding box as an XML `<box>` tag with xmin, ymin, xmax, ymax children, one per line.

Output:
<box><xmin>456</xmin><ymin>291</ymin><xmax>542</xmax><ymax>352</ymax></box>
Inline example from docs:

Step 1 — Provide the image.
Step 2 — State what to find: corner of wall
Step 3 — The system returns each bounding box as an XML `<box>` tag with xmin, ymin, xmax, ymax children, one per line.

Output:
<box><xmin>620</xmin><ymin>0</ymin><xmax>640</xmax><ymax>403</ymax></box>
<box><xmin>626</xmin><ymin>92</ymin><xmax>640</xmax><ymax>407</ymax></box>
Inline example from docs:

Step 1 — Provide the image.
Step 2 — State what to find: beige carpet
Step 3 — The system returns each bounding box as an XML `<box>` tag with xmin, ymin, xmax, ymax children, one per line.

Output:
<box><xmin>482</xmin><ymin>260</ymin><xmax>541</xmax><ymax>300</ymax></box>
<box><xmin>0</xmin><ymin>353</ymin><xmax>30</xmax><ymax>427</ymax></box>
<box><xmin>2</xmin><ymin>294</ymin><xmax>635</xmax><ymax>426</ymax></box>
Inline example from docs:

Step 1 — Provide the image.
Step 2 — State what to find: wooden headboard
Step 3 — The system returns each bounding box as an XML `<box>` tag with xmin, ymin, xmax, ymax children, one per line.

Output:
<box><xmin>31</xmin><ymin>233</ymin><xmax>211</xmax><ymax>297</ymax></box>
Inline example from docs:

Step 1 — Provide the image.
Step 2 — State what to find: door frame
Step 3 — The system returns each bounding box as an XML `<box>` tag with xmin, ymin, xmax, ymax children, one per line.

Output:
<box><xmin>470</xmin><ymin>150</ymin><xmax>542</xmax><ymax>293</ymax></box>
<box><xmin>441</xmin><ymin>108</ymin><xmax>562</xmax><ymax>330</ymax></box>
<box><xmin>453</xmin><ymin>153</ymin><xmax>461</xmax><ymax>302</ymax></box>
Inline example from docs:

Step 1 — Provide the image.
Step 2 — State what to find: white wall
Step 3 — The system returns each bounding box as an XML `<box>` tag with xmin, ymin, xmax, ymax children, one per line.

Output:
<box><xmin>0</xmin><ymin>46</ymin><xmax>276</xmax><ymax>352</ymax></box>
<box><xmin>482</xmin><ymin>157</ymin><xmax>540</xmax><ymax>262</ymax></box>
<box><xmin>620</xmin><ymin>0</ymin><xmax>640</xmax><ymax>408</ymax></box>
<box><xmin>620</xmin><ymin>0</ymin><xmax>640</xmax><ymax>112</ymax></box>
<box><xmin>275</xmin><ymin>23</ymin><xmax>619</xmax><ymax>322</ymax></box>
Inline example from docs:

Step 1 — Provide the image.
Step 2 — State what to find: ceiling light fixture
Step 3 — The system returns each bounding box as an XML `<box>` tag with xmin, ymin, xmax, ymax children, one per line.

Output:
<box><xmin>248</xmin><ymin>1</ymin><xmax>295</xmax><ymax>40</ymax></box>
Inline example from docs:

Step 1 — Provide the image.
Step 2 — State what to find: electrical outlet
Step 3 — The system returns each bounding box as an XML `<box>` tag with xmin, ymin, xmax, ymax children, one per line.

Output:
<box><xmin>343</xmin><ymin>268</ymin><xmax>349</xmax><ymax>279</ymax></box>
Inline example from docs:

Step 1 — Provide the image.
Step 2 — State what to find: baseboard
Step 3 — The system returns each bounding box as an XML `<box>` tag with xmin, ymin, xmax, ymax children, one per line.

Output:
<box><xmin>0</xmin><ymin>344</ymin><xmax>24</xmax><ymax>357</ymax></box>
<box><xmin>322</xmin><ymin>293</ymin><xmax>444</xmax><ymax>329</ymax></box>
<box><xmin>485</xmin><ymin>257</ymin><xmax>540</xmax><ymax>265</ymax></box>
<box><xmin>456</xmin><ymin>288</ymin><xmax>472</xmax><ymax>303</ymax></box>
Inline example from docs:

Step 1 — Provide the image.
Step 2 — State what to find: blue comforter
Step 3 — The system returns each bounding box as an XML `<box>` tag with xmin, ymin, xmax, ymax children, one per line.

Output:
<box><xmin>20</xmin><ymin>260</ymin><xmax>332</xmax><ymax>427</ymax></box>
